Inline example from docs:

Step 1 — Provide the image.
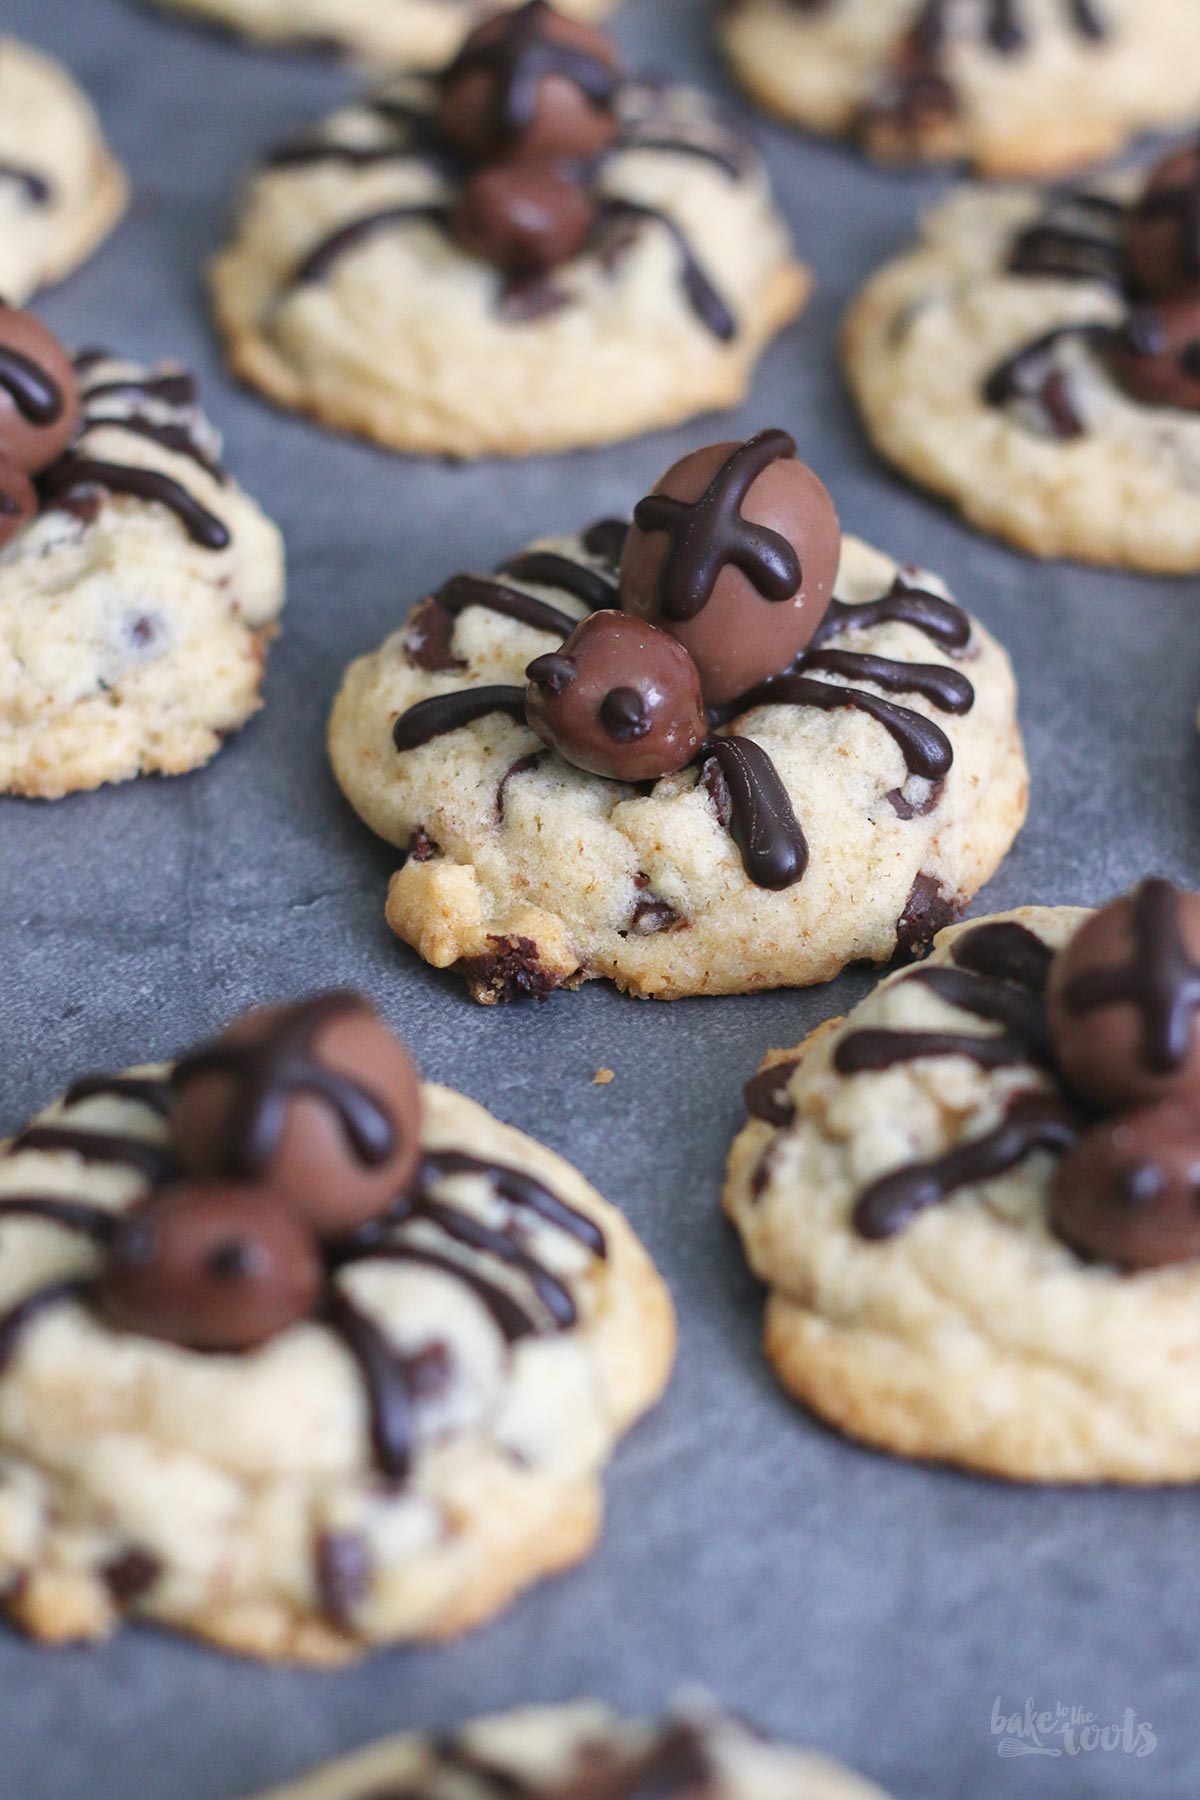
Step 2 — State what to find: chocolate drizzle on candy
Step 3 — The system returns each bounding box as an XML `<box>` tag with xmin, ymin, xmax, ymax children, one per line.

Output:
<box><xmin>755</xmin><ymin>877</ymin><xmax>1200</xmax><ymax>1271</ymax></box>
<box><xmin>862</xmin><ymin>0</ymin><xmax>1106</xmax><ymax>153</ymax></box>
<box><xmin>389</xmin><ymin>432</ymin><xmax>976</xmax><ymax>907</ymax></box>
<box><xmin>986</xmin><ymin>136</ymin><xmax>1200</xmax><ymax>433</ymax></box>
<box><xmin>0</xmin><ymin>304</ymin><xmax>236</xmax><ymax>554</ymax></box>
<box><xmin>0</xmin><ymin>995</ymin><xmax>609</xmax><ymax>1498</ymax></box>
<box><xmin>270</xmin><ymin>2</ymin><xmax>748</xmax><ymax>340</ymax></box>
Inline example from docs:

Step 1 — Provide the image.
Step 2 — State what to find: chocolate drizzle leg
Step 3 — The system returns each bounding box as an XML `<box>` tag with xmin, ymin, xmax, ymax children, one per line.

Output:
<box><xmin>702</xmin><ymin>737</ymin><xmax>807</xmax><ymax>889</ymax></box>
<box><xmin>1061</xmin><ymin>876</ymin><xmax>1200</xmax><ymax>1071</ymax></box>
<box><xmin>37</xmin><ymin>357</ymin><xmax>234</xmax><ymax>549</ymax></box>
<box><xmin>792</xmin><ymin>917</ymin><xmax>1085</xmax><ymax>1238</ymax></box>
<box><xmin>171</xmin><ymin>993</ymin><xmax>397</xmax><ymax>1177</ymax></box>
<box><xmin>0</xmin><ymin>1041</ymin><xmax>611</xmax><ymax>1481</ymax></box>
<box><xmin>632</xmin><ymin>430</ymin><xmax>800</xmax><ymax>619</ymax></box>
<box><xmin>853</xmin><ymin>1092</ymin><xmax>1079</xmax><ymax>1239</ymax></box>
<box><xmin>391</xmin><ymin>532</ymin><xmax>975</xmax><ymax>895</ymax></box>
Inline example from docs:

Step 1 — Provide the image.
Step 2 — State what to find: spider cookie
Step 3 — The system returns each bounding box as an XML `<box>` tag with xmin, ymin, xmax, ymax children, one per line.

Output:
<box><xmin>211</xmin><ymin>3</ymin><xmax>809</xmax><ymax>457</ymax></box>
<box><xmin>727</xmin><ymin>877</ymin><xmax>1200</xmax><ymax>1484</ymax></box>
<box><xmin>239</xmin><ymin>1700</ymin><xmax>888</xmax><ymax>1799</ymax></box>
<box><xmin>142</xmin><ymin>0</ymin><xmax>616</xmax><ymax>69</ymax></box>
<box><xmin>0</xmin><ymin>38</ymin><xmax>127</xmax><ymax>303</ymax></box>
<box><xmin>844</xmin><ymin>138</ymin><xmax>1200</xmax><ymax>570</ymax></box>
<box><xmin>329</xmin><ymin>430</ymin><xmax>1027</xmax><ymax>1003</ymax></box>
<box><xmin>0</xmin><ymin>304</ymin><xmax>285</xmax><ymax>797</ymax></box>
<box><xmin>0</xmin><ymin>993</ymin><xmax>674</xmax><ymax>1659</ymax></box>
<box><xmin>719</xmin><ymin>0</ymin><xmax>1200</xmax><ymax>179</ymax></box>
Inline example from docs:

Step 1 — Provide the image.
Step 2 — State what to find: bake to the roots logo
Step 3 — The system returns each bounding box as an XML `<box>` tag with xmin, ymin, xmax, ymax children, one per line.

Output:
<box><xmin>991</xmin><ymin>1699</ymin><xmax>1157</xmax><ymax>1759</ymax></box>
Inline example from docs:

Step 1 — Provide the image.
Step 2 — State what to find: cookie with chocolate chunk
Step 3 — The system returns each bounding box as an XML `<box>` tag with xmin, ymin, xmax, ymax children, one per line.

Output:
<box><xmin>142</xmin><ymin>0</ymin><xmax>616</xmax><ymax>70</ymax></box>
<box><xmin>0</xmin><ymin>306</ymin><xmax>285</xmax><ymax>798</ymax></box>
<box><xmin>843</xmin><ymin>138</ymin><xmax>1200</xmax><ymax>570</ymax></box>
<box><xmin>329</xmin><ymin>431</ymin><xmax>1027</xmax><ymax>1002</ymax></box>
<box><xmin>0</xmin><ymin>38</ymin><xmax>127</xmax><ymax>304</ymax></box>
<box><xmin>0</xmin><ymin>992</ymin><xmax>674</xmax><ymax>1659</ymax></box>
<box><xmin>210</xmin><ymin>9</ymin><xmax>808</xmax><ymax>457</ymax></box>
<box><xmin>235</xmin><ymin>1702</ymin><xmax>889</xmax><ymax>1799</ymax></box>
<box><xmin>727</xmin><ymin>883</ymin><xmax>1200</xmax><ymax>1483</ymax></box>
<box><xmin>720</xmin><ymin>0</ymin><xmax>1200</xmax><ymax>178</ymax></box>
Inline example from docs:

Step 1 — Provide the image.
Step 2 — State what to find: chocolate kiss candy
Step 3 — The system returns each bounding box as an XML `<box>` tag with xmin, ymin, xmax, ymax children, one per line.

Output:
<box><xmin>452</xmin><ymin>159</ymin><xmax>596</xmax><ymax>275</ymax></box>
<box><xmin>618</xmin><ymin>431</ymin><xmax>841</xmax><ymax>708</ymax></box>
<box><xmin>0</xmin><ymin>304</ymin><xmax>80</xmax><ymax>475</ymax></box>
<box><xmin>526</xmin><ymin>610</ymin><xmax>707</xmax><ymax>781</ymax></box>
<box><xmin>97</xmin><ymin>1183</ymin><xmax>321</xmax><ymax>1351</ymax></box>
<box><xmin>1046</xmin><ymin>879</ymin><xmax>1200</xmax><ymax>1112</ymax></box>
<box><xmin>0</xmin><ymin>455</ymin><xmax>36</xmax><ymax>551</ymax></box>
<box><xmin>1124</xmin><ymin>139</ymin><xmax>1200</xmax><ymax>302</ymax></box>
<box><xmin>1108</xmin><ymin>301</ymin><xmax>1200</xmax><ymax>412</ymax></box>
<box><xmin>436</xmin><ymin>1</ymin><xmax>622</xmax><ymax>165</ymax></box>
<box><xmin>171</xmin><ymin>993</ymin><xmax>423</xmax><ymax>1236</ymax></box>
<box><xmin>1050</xmin><ymin>1104</ymin><xmax>1200</xmax><ymax>1270</ymax></box>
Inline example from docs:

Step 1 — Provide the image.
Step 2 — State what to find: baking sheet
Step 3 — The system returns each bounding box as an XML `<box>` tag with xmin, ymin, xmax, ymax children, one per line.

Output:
<box><xmin>2</xmin><ymin>0</ymin><xmax>1198</xmax><ymax>1794</ymax></box>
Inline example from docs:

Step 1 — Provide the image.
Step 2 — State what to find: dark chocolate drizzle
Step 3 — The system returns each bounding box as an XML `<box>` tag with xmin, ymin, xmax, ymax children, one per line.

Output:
<box><xmin>744</xmin><ymin>1058</ymin><xmax>803</xmax><ymax>1127</ymax></box>
<box><xmin>702</xmin><ymin>736</ymin><xmax>808</xmax><ymax>890</ymax></box>
<box><xmin>1061</xmin><ymin>876</ymin><xmax>1200</xmax><ymax>1073</ymax></box>
<box><xmin>40</xmin><ymin>458</ymin><xmax>230</xmax><ymax>550</ymax></box>
<box><xmin>270</xmin><ymin>70</ymin><xmax>744</xmax><ymax>341</ymax></box>
<box><xmin>392</xmin><ymin>685</ymin><xmax>528</xmax><ymax>752</ymax></box>
<box><xmin>498</xmin><ymin>550</ymin><xmax>618</xmax><ymax>612</ymax></box>
<box><xmin>7</xmin><ymin>1126</ymin><xmax>175</xmax><ymax>1185</ymax></box>
<box><xmin>836</xmin><ymin>919</ymin><xmax>1053</xmax><ymax>1078</ymax></box>
<box><xmin>1007</xmin><ymin>192</ymin><xmax>1125</xmax><ymax>287</ymax></box>
<box><xmin>0</xmin><ymin>161</ymin><xmax>52</xmax><ymax>205</ymax></box>
<box><xmin>853</xmin><ymin>1092</ymin><xmax>1079</xmax><ymax>1240</ymax></box>
<box><xmin>983</xmin><ymin>323</ymin><xmax>1114</xmax><ymax>440</ymax></box>
<box><xmin>292</xmin><ymin>204</ymin><xmax>450</xmax><ymax>286</ymax></box>
<box><xmin>0</xmin><ymin>346</ymin><xmax>66</xmax><ymax>425</ymax></box>
<box><xmin>869</xmin><ymin>0</ymin><xmax>1107</xmax><ymax>140</ymax></box>
<box><xmin>633</xmin><ymin>430</ymin><xmax>799</xmax><ymax>622</ymax></box>
<box><xmin>35</xmin><ymin>358</ymin><xmax>233</xmax><ymax>550</ymax></box>
<box><xmin>391</xmin><ymin>536</ymin><xmax>975</xmax><ymax>893</ymax></box>
<box><xmin>795</xmin><ymin>916</ymin><xmax>1082</xmax><ymax>1238</ymax></box>
<box><xmin>171</xmin><ymin>993</ymin><xmax>397</xmax><ymax>1178</ymax></box>
<box><xmin>722</xmin><ymin>672</ymin><xmax>954</xmax><ymax>782</ymax></box>
<box><xmin>444</xmin><ymin>0</ymin><xmax>619</xmax><ymax>150</ymax></box>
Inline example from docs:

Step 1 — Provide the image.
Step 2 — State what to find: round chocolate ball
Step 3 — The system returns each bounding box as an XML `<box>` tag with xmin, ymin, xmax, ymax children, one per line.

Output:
<box><xmin>1046</xmin><ymin>880</ymin><xmax>1200</xmax><ymax>1112</ymax></box>
<box><xmin>525</xmin><ymin>610</ymin><xmax>707</xmax><ymax>781</ymax></box>
<box><xmin>97</xmin><ymin>1183</ymin><xmax>322</xmax><ymax>1351</ymax></box>
<box><xmin>1108</xmin><ymin>301</ymin><xmax>1200</xmax><ymax>412</ymax></box>
<box><xmin>436</xmin><ymin>2</ymin><xmax>622</xmax><ymax>165</ymax></box>
<box><xmin>619</xmin><ymin>433</ymin><xmax>841</xmax><ymax>708</ymax></box>
<box><xmin>1124</xmin><ymin>139</ymin><xmax>1200</xmax><ymax>301</ymax></box>
<box><xmin>0</xmin><ymin>305</ymin><xmax>80</xmax><ymax>475</ymax></box>
<box><xmin>1050</xmin><ymin>1104</ymin><xmax>1200</xmax><ymax>1270</ymax></box>
<box><xmin>171</xmin><ymin>993</ymin><xmax>423</xmax><ymax>1237</ymax></box>
<box><xmin>452</xmin><ymin>159</ymin><xmax>596</xmax><ymax>274</ymax></box>
<box><xmin>0</xmin><ymin>455</ymin><xmax>36</xmax><ymax>551</ymax></box>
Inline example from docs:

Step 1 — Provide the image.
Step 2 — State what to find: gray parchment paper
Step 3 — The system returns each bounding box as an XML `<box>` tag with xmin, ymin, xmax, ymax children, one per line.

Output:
<box><xmin>0</xmin><ymin>0</ymin><xmax>1198</xmax><ymax>1794</ymax></box>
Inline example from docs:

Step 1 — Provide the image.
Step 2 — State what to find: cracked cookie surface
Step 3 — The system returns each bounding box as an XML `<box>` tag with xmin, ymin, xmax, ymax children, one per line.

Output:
<box><xmin>0</xmin><ymin>38</ymin><xmax>127</xmax><ymax>303</ymax></box>
<box><xmin>719</xmin><ymin>0</ymin><xmax>1200</xmax><ymax>178</ymax></box>
<box><xmin>725</xmin><ymin>905</ymin><xmax>1200</xmax><ymax>1484</ymax></box>
<box><xmin>0</xmin><ymin>1059</ymin><xmax>673</xmax><ymax>1660</ymax></box>
<box><xmin>328</xmin><ymin>522</ymin><xmax>1027</xmax><ymax>1002</ymax></box>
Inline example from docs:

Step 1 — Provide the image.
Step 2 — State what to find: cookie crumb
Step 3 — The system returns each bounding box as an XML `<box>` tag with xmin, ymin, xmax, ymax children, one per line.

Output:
<box><xmin>593</xmin><ymin>1068</ymin><xmax>615</xmax><ymax>1085</ymax></box>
